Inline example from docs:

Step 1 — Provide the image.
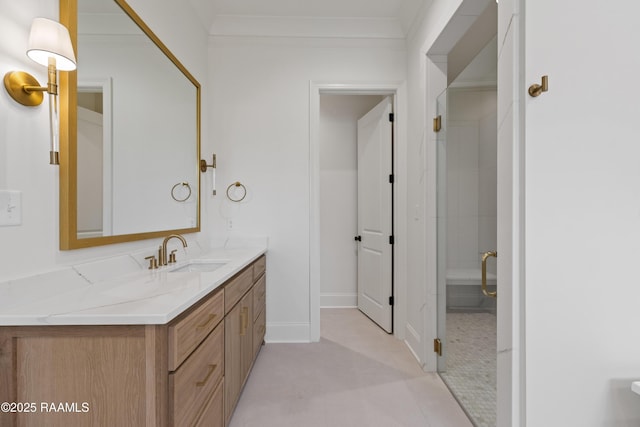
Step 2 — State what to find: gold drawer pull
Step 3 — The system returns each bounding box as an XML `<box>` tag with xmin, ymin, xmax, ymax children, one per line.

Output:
<box><xmin>196</xmin><ymin>313</ymin><xmax>218</xmax><ymax>331</ymax></box>
<box><xmin>240</xmin><ymin>307</ymin><xmax>249</xmax><ymax>336</ymax></box>
<box><xmin>196</xmin><ymin>364</ymin><xmax>217</xmax><ymax>387</ymax></box>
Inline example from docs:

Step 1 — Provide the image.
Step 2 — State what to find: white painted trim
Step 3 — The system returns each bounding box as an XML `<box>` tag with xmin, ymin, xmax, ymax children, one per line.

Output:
<box><xmin>265</xmin><ymin>322</ymin><xmax>310</xmax><ymax>343</ymax></box>
<box><xmin>320</xmin><ymin>293</ymin><xmax>357</xmax><ymax>308</ymax></box>
<box><xmin>309</xmin><ymin>81</ymin><xmax>407</xmax><ymax>342</ymax></box>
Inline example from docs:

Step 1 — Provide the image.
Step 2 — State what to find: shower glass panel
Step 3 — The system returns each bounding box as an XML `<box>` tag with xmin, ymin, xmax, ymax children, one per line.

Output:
<box><xmin>435</xmin><ymin>85</ymin><xmax>498</xmax><ymax>427</ymax></box>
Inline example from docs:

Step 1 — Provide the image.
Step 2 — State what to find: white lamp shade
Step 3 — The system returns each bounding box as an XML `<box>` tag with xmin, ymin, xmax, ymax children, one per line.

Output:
<box><xmin>26</xmin><ymin>18</ymin><xmax>76</xmax><ymax>71</ymax></box>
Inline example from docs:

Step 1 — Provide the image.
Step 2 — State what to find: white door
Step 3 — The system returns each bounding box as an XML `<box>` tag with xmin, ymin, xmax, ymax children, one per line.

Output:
<box><xmin>356</xmin><ymin>96</ymin><xmax>393</xmax><ymax>333</ymax></box>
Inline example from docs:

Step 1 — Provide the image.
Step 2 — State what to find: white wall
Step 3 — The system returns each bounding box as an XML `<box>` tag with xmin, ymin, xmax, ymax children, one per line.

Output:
<box><xmin>319</xmin><ymin>94</ymin><xmax>383</xmax><ymax>308</ymax></box>
<box><xmin>523</xmin><ymin>0</ymin><xmax>640</xmax><ymax>425</ymax></box>
<box><xmin>404</xmin><ymin>0</ymin><xmax>487</xmax><ymax>368</ymax></box>
<box><xmin>207</xmin><ymin>36</ymin><xmax>406</xmax><ymax>341</ymax></box>
<box><xmin>0</xmin><ymin>0</ymin><xmax>208</xmax><ymax>282</ymax></box>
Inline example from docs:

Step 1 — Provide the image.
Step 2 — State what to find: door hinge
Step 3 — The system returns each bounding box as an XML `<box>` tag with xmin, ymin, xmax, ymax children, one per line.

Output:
<box><xmin>433</xmin><ymin>115</ymin><xmax>442</xmax><ymax>132</ymax></box>
<box><xmin>389</xmin><ymin>296</ymin><xmax>394</xmax><ymax>306</ymax></box>
<box><xmin>389</xmin><ymin>235</ymin><xmax>394</xmax><ymax>245</ymax></box>
<box><xmin>354</xmin><ymin>235</ymin><xmax>362</xmax><ymax>242</ymax></box>
<box><xmin>389</xmin><ymin>174</ymin><xmax>394</xmax><ymax>183</ymax></box>
<box><xmin>434</xmin><ymin>338</ymin><xmax>442</xmax><ymax>356</ymax></box>
<box><xmin>389</xmin><ymin>113</ymin><xmax>395</xmax><ymax>122</ymax></box>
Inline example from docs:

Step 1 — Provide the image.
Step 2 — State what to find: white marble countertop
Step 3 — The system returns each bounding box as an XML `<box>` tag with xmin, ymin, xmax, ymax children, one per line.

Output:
<box><xmin>0</xmin><ymin>246</ymin><xmax>266</xmax><ymax>326</ymax></box>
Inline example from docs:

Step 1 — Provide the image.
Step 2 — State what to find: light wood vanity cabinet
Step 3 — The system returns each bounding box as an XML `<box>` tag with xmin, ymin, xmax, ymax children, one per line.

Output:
<box><xmin>169</xmin><ymin>297</ymin><xmax>225</xmax><ymax>427</ymax></box>
<box><xmin>0</xmin><ymin>255</ymin><xmax>266</xmax><ymax>427</ymax></box>
<box><xmin>224</xmin><ymin>255</ymin><xmax>267</xmax><ymax>425</ymax></box>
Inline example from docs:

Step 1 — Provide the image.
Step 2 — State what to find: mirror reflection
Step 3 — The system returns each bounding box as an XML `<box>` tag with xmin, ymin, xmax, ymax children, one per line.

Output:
<box><xmin>61</xmin><ymin>0</ymin><xmax>200</xmax><ymax>247</ymax></box>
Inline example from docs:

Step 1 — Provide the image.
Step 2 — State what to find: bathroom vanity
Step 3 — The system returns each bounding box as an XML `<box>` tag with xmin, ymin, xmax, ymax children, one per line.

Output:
<box><xmin>0</xmin><ymin>250</ymin><xmax>266</xmax><ymax>427</ymax></box>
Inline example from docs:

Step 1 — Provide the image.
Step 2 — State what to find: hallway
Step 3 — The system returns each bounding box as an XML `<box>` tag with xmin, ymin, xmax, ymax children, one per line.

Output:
<box><xmin>229</xmin><ymin>309</ymin><xmax>472</xmax><ymax>426</ymax></box>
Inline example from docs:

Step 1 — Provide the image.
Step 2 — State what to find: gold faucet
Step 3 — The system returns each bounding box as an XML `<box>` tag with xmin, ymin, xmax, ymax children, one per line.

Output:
<box><xmin>159</xmin><ymin>234</ymin><xmax>188</xmax><ymax>266</ymax></box>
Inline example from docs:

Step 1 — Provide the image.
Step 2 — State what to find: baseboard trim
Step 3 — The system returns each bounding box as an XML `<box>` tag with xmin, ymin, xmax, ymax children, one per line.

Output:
<box><xmin>320</xmin><ymin>293</ymin><xmax>357</xmax><ymax>308</ymax></box>
<box><xmin>265</xmin><ymin>322</ymin><xmax>311</xmax><ymax>343</ymax></box>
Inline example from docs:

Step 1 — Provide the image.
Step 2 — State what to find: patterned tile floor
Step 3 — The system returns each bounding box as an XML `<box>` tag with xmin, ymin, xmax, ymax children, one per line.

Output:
<box><xmin>439</xmin><ymin>312</ymin><xmax>497</xmax><ymax>427</ymax></box>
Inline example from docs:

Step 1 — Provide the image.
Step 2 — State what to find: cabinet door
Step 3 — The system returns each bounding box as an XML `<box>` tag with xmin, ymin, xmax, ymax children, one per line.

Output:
<box><xmin>224</xmin><ymin>290</ymin><xmax>253</xmax><ymax>424</ymax></box>
<box><xmin>240</xmin><ymin>290</ymin><xmax>254</xmax><ymax>383</ymax></box>
<box><xmin>253</xmin><ymin>308</ymin><xmax>266</xmax><ymax>358</ymax></box>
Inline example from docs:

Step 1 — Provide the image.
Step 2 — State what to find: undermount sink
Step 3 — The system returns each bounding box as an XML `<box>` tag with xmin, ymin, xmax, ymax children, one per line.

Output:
<box><xmin>169</xmin><ymin>260</ymin><xmax>229</xmax><ymax>273</ymax></box>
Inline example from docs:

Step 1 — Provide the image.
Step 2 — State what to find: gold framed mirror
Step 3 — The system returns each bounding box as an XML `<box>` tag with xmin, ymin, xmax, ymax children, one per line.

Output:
<box><xmin>59</xmin><ymin>0</ymin><xmax>201</xmax><ymax>250</ymax></box>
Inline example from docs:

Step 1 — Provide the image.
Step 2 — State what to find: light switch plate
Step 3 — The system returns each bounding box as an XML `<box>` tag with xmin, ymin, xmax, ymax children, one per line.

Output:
<box><xmin>0</xmin><ymin>190</ymin><xmax>22</xmax><ymax>226</ymax></box>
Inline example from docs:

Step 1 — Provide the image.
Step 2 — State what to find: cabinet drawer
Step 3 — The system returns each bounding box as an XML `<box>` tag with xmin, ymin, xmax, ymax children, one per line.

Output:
<box><xmin>252</xmin><ymin>275</ymin><xmax>265</xmax><ymax>321</ymax></box>
<box><xmin>253</xmin><ymin>308</ymin><xmax>266</xmax><ymax>357</ymax></box>
<box><xmin>224</xmin><ymin>267</ymin><xmax>253</xmax><ymax>314</ymax></box>
<box><xmin>194</xmin><ymin>378</ymin><xmax>224</xmax><ymax>427</ymax></box>
<box><xmin>168</xmin><ymin>289</ymin><xmax>224</xmax><ymax>371</ymax></box>
<box><xmin>253</xmin><ymin>255</ymin><xmax>266</xmax><ymax>281</ymax></box>
<box><xmin>170</xmin><ymin>323</ymin><xmax>224</xmax><ymax>427</ymax></box>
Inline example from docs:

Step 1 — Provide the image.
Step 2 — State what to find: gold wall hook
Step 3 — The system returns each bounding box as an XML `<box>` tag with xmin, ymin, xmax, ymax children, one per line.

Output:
<box><xmin>528</xmin><ymin>75</ymin><xmax>548</xmax><ymax>97</ymax></box>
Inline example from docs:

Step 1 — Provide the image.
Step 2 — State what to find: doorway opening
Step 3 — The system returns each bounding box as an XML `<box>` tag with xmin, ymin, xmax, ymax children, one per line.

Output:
<box><xmin>318</xmin><ymin>94</ymin><xmax>394</xmax><ymax>333</ymax></box>
<box><xmin>309</xmin><ymin>82</ymin><xmax>405</xmax><ymax>342</ymax></box>
<box><xmin>430</xmin><ymin>4</ymin><xmax>499</xmax><ymax>426</ymax></box>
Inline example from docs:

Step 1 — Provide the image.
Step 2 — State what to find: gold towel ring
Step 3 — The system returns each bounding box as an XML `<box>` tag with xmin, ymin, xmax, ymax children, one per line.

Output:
<box><xmin>171</xmin><ymin>182</ymin><xmax>192</xmax><ymax>202</ymax></box>
<box><xmin>226</xmin><ymin>181</ymin><xmax>246</xmax><ymax>202</ymax></box>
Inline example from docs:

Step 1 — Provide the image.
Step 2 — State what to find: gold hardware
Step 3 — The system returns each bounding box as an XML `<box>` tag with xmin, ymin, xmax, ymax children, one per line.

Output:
<box><xmin>433</xmin><ymin>115</ymin><xmax>442</xmax><ymax>132</ymax></box>
<box><xmin>528</xmin><ymin>75</ymin><xmax>548</xmax><ymax>97</ymax></box>
<box><xmin>200</xmin><ymin>154</ymin><xmax>217</xmax><ymax>196</ymax></box>
<box><xmin>200</xmin><ymin>154</ymin><xmax>216</xmax><ymax>173</ymax></box>
<box><xmin>226</xmin><ymin>181</ymin><xmax>247</xmax><ymax>202</ymax></box>
<box><xmin>433</xmin><ymin>338</ymin><xmax>442</xmax><ymax>356</ymax></box>
<box><xmin>168</xmin><ymin>249</ymin><xmax>178</xmax><ymax>264</ymax></box>
<box><xmin>3</xmin><ymin>71</ymin><xmax>45</xmax><ymax>106</ymax></box>
<box><xmin>240</xmin><ymin>307</ymin><xmax>249</xmax><ymax>336</ymax></box>
<box><xmin>195</xmin><ymin>364</ymin><xmax>217</xmax><ymax>387</ymax></box>
<box><xmin>481</xmin><ymin>251</ymin><xmax>498</xmax><ymax>298</ymax></box>
<box><xmin>159</xmin><ymin>234</ymin><xmax>187</xmax><ymax>266</ymax></box>
<box><xmin>170</xmin><ymin>182</ymin><xmax>191</xmax><ymax>202</ymax></box>
<box><xmin>196</xmin><ymin>313</ymin><xmax>218</xmax><ymax>331</ymax></box>
<box><xmin>4</xmin><ymin>18</ymin><xmax>76</xmax><ymax>165</ymax></box>
<box><xmin>144</xmin><ymin>255</ymin><xmax>158</xmax><ymax>270</ymax></box>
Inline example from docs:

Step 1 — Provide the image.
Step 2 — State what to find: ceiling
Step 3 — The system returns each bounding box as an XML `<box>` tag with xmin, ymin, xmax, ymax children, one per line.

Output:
<box><xmin>185</xmin><ymin>0</ymin><xmax>429</xmax><ymax>38</ymax></box>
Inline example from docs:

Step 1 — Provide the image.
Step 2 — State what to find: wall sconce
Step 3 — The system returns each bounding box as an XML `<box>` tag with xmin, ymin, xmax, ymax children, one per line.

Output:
<box><xmin>3</xmin><ymin>18</ymin><xmax>76</xmax><ymax>165</ymax></box>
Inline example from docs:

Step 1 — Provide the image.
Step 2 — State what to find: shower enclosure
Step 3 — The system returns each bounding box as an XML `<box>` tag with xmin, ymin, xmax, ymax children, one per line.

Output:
<box><xmin>436</xmin><ymin>83</ymin><xmax>498</xmax><ymax>427</ymax></box>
